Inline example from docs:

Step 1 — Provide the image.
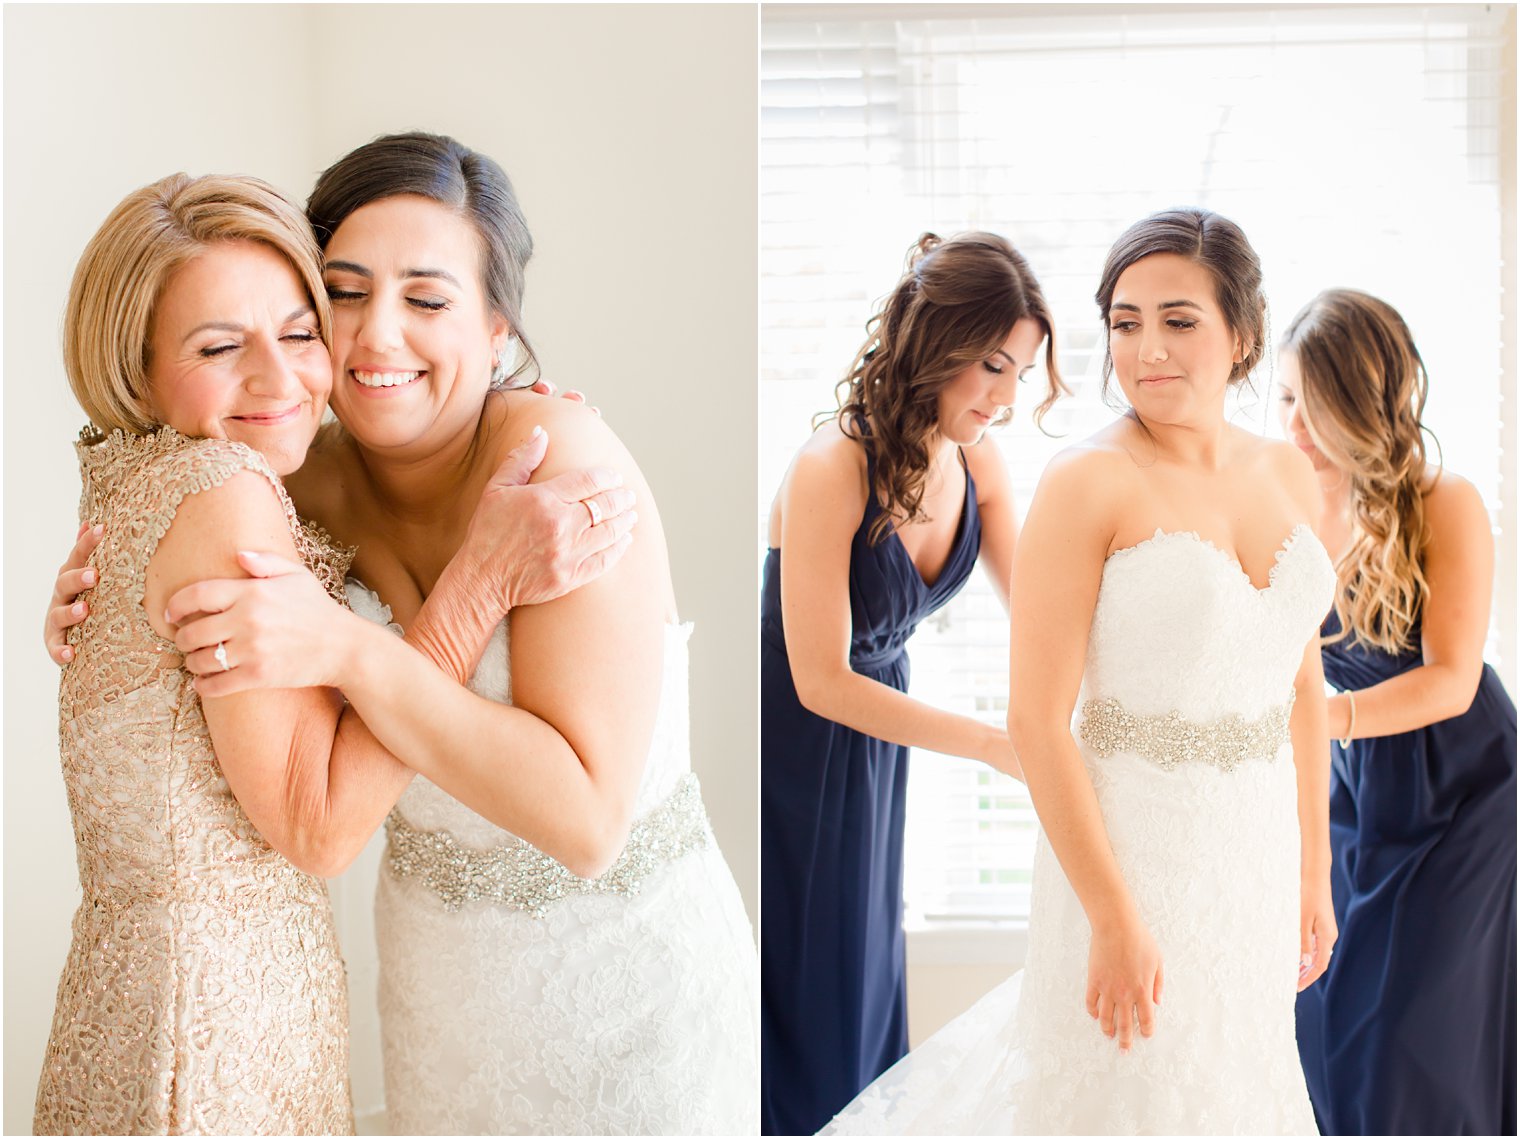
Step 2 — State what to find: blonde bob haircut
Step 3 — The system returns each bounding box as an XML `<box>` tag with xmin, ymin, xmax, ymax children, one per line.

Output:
<box><xmin>65</xmin><ymin>172</ymin><xmax>330</xmax><ymax>437</ymax></box>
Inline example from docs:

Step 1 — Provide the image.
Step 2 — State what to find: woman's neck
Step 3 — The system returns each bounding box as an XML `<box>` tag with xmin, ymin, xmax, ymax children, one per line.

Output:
<box><xmin>349</xmin><ymin>413</ymin><xmax>499</xmax><ymax>528</ymax></box>
<box><xmin>1126</xmin><ymin>408</ymin><xmax>1234</xmax><ymax>470</ymax></box>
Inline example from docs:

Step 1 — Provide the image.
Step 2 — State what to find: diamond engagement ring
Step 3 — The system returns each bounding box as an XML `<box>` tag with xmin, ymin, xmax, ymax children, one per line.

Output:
<box><xmin>584</xmin><ymin>497</ymin><xmax>603</xmax><ymax>527</ymax></box>
<box><xmin>214</xmin><ymin>642</ymin><xmax>230</xmax><ymax>672</ymax></box>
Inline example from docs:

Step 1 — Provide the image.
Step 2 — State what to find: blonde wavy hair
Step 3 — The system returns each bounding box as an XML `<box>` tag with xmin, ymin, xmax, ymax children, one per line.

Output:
<box><xmin>826</xmin><ymin>231</ymin><xmax>1066</xmax><ymax>545</ymax></box>
<box><xmin>65</xmin><ymin>173</ymin><xmax>330</xmax><ymax>438</ymax></box>
<box><xmin>1280</xmin><ymin>289</ymin><xmax>1436</xmax><ymax>654</ymax></box>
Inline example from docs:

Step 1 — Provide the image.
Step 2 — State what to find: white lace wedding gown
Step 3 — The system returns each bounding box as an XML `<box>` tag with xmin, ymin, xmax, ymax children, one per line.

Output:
<box><xmin>347</xmin><ymin>583</ymin><xmax>760</xmax><ymax>1135</ymax></box>
<box><xmin>826</xmin><ymin>527</ymin><xmax>1335</xmax><ymax>1136</ymax></box>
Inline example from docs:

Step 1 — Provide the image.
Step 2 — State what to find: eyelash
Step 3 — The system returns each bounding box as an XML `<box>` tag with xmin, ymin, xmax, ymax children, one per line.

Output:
<box><xmin>1109</xmin><ymin>318</ymin><xmax>1198</xmax><ymax>333</ymax></box>
<box><xmin>199</xmin><ymin>330</ymin><xmax>318</xmax><ymax>358</ymax></box>
<box><xmin>325</xmin><ymin>286</ymin><xmax>449</xmax><ymax>312</ymax></box>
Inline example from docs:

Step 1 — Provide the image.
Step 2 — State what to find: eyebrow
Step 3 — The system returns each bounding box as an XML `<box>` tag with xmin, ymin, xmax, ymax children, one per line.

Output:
<box><xmin>1108</xmin><ymin>299</ymin><xmax>1205</xmax><ymax>315</ymax></box>
<box><xmin>182</xmin><ymin>305</ymin><xmax>314</xmax><ymax>343</ymax></box>
<box><xmin>993</xmin><ymin>348</ymin><xmax>1035</xmax><ymax>370</ymax></box>
<box><xmin>324</xmin><ymin>259</ymin><xmax>462</xmax><ymax>287</ymax></box>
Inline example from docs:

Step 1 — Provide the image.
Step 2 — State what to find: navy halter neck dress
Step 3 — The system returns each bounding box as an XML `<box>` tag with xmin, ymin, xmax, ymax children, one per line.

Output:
<box><xmin>1296</xmin><ymin>610</ymin><xmax>1516</xmax><ymax>1135</ymax></box>
<box><xmin>760</xmin><ymin>441</ymin><xmax>982</xmax><ymax>1137</ymax></box>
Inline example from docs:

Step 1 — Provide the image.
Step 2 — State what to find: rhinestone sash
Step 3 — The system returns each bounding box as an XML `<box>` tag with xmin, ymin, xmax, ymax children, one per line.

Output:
<box><xmin>385</xmin><ymin>773</ymin><xmax>710</xmax><ymax>917</ymax></box>
<box><xmin>1079</xmin><ymin>692</ymin><xmax>1295</xmax><ymax>773</ymax></box>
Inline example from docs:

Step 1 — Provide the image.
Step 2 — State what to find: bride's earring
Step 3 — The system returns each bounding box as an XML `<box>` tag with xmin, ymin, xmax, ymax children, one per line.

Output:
<box><xmin>490</xmin><ymin>342</ymin><xmax>511</xmax><ymax>388</ymax></box>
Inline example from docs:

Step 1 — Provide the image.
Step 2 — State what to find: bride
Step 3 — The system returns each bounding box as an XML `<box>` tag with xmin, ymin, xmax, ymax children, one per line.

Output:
<box><xmin>827</xmin><ymin>208</ymin><xmax>1337</xmax><ymax>1135</ymax></box>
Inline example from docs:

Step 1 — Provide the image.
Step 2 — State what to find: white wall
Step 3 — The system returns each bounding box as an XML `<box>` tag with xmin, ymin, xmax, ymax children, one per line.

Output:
<box><xmin>2</xmin><ymin>6</ymin><xmax>758</xmax><ymax>1133</ymax></box>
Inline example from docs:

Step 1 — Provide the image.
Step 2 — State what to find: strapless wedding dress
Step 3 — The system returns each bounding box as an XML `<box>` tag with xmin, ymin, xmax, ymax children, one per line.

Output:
<box><xmin>347</xmin><ymin>582</ymin><xmax>759</xmax><ymax>1135</ymax></box>
<box><xmin>826</xmin><ymin>527</ymin><xmax>1336</xmax><ymax>1136</ymax></box>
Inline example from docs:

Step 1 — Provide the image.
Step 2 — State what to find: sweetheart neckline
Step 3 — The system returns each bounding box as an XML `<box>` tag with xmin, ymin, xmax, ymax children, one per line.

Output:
<box><xmin>1103</xmin><ymin>523</ymin><xmax>1319</xmax><ymax>596</ymax></box>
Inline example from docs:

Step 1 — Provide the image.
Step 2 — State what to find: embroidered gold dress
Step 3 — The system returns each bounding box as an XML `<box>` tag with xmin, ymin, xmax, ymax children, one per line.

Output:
<box><xmin>34</xmin><ymin>427</ymin><xmax>354</xmax><ymax>1136</ymax></box>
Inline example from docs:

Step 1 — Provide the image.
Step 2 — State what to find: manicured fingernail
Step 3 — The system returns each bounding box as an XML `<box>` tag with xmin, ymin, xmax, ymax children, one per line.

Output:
<box><xmin>628</xmin><ymin>511</ymin><xmax>639</xmax><ymax>525</ymax></box>
<box><xmin>91</xmin><ymin>524</ymin><xmax>104</xmax><ymax>537</ymax></box>
<box><xmin>238</xmin><ymin>550</ymin><xmax>261</xmax><ymax>560</ymax></box>
<box><xmin>1300</xmin><ymin>954</ymin><xmax>1312</xmax><ymax>969</ymax></box>
<box><xmin>613</xmin><ymin>472</ymin><xmax>625</xmax><ymax>487</ymax></box>
<box><xmin>72</xmin><ymin>602</ymin><xmax>85</xmax><ymax>617</ymax></box>
<box><xmin>164</xmin><ymin>608</ymin><xmax>173</xmax><ymax>624</ymax></box>
<box><xmin>60</xmin><ymin>647</ymin><xmax>73</xmax><ymax>661</ymax></box>
<box><xmin>531</xmin><ymin>425</ymin><xmax>544</xmax><ymax>439</ymax></box>
<box><xmin>82</xmin><ymin>570</ymin><xmax>96</xmax><ymax>585</ymax></box>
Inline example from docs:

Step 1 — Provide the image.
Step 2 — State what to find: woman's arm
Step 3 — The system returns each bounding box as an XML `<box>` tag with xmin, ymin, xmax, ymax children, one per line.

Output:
<box><xmin>778</xmin><ymin>427</ymin><xmax>1016</xmax><ymax>776</ymax></box>
<box><xmin>144</xmin><ymin>470</ymin><xmax>412</xmax><ymax>879</ymax></box>
<box><xmin>964</xmin><ymin>438</ymin><xmax>1017</xmax><ymax>614</ymax></box>
<box><xmin>1326</xmin><ymin>474</ymin><xmax>1494</xmax><ymax>738</ymax></box>
<box><xmin>310</xmin><ymin>401</ymin><xmax>671</xmax><ymax>878</ymax></box>
<box><xmin>1007</xmin><ymin>448</ymin><xmax>1161</xmax><ymax>1053</ymax></box>
<box><xmin>1290</xmin><ymin>633</ymin><xmax>1336</xmax><ymax>991</ymax></box>
<box><xmin>165</xmin><ymin>424</ymin><xmax>641</xmax><ymax>877</ymax></box>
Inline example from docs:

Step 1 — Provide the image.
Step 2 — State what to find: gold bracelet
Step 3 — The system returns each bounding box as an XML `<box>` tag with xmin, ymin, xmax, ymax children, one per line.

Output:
<box><xmin>1337</xmin><ymin>689</ymin><xmax>1357</xmax><ymax>749</ymax></box>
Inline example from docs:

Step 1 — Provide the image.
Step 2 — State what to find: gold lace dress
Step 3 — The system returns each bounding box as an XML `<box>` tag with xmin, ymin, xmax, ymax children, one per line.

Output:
<box><xmin>34</xmin><ymin>427</ymin><xmax>355</xmax><ymax>1136</ymax></box>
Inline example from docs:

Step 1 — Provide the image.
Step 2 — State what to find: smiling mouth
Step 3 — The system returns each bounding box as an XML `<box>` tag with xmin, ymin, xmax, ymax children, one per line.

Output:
<box><xmin>352</xmin><ymin>369</ymin><xmax>424</xmax><ymax>389</ymax></box>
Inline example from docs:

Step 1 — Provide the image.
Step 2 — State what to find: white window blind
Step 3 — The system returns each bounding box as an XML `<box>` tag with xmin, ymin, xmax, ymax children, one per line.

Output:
<box><xmin>761</xmin><ymin>5</ymin><xmax>1513</xmax><ymax>926</ymax></box>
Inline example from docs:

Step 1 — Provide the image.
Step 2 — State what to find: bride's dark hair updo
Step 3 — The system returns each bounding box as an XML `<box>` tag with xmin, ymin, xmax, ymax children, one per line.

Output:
<box><xmin>833</xmin><ymin>231</ymin><xmax>1066</xmax><ymax>544</ymax></box>
<box><xmin>306</xmin><ymin>131</ymin><xmax>539</xmax><ymax>388</ymax></box>
<box><xmin>1094</xmin><ymin>207</ymin><xmax>1268</xmax><ymax>403</ymax></box>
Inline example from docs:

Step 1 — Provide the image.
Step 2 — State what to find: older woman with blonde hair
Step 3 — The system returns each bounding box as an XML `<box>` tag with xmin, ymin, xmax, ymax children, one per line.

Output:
<box><xmin>1280</xmin><ymin>289</ymin><xmax>1516</xmax><ymax>1136</ymax></box>
<box><xmin>34</xmin><ymin>171</ymin><xmax>624</xmax><ymax>1134</ymax></box>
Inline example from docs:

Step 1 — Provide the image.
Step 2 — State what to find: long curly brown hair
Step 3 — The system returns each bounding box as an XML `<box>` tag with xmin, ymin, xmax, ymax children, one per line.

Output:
<box><xmin>1280</xmin><ymin>289</ymin><xmax>1436</xmax><ymax>654</ymax></box>
<box><xmin>828</xmin><ymin>232</ymin><xmax>1064</xmax><ymax>544</ymax></box>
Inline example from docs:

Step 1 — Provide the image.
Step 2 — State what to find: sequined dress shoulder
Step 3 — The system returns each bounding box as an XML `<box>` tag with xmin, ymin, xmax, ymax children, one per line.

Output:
<box><xmin>35</xmin><ymin>426</ymin><xmax>355</xmax><ymax>1136</ymax></box>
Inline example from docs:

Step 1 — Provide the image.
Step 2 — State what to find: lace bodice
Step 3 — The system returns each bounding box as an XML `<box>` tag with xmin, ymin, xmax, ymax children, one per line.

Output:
<box><xmin>344</xmin><ymin>582</ymin><xmax>760</xmax><ymax>1133</ymax></box>
<box><xmin>1083</xmin><ymin>526</ymin><xmax>1336</xmax><ymax>723</ymax></box>
<box><xmin>36</xmin><ymin>427</ymin><xmax>353</xmax><ymax>1135</ymax></box>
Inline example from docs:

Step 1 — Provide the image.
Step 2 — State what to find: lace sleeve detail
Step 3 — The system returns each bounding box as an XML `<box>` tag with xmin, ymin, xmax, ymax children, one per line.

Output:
<box><xmin>62</xmin><ymin>428</ymin><xmax>335</xmax><ymax>717</ymax></box>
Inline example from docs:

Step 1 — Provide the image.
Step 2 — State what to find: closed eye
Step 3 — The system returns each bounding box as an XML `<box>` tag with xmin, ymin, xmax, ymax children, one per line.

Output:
<box><xmin>326</xmin><ymin>286</ymin><xmax>366</xmax><ymax>304</ymax></box>
<box><xmin>199</xmin><ymin>343</ymin><xmax>239</xmax><ymax>358</ymax></box>
<box><xmin>408</xmin><ymin>297</ymin><xmax>449</xmax><ymax>312</ymax></box>
<box><xmin>1166</xmin><ymin>319</ymin><xmax>1198</xmax><ymax>331</ymax></box>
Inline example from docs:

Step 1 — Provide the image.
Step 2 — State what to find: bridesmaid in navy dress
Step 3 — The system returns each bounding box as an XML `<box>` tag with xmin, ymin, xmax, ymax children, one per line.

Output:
<box><xmin>1278</xmin><ymin>289</ymin><xmax>1516</xmax><ymax>1135</ymax></box>
<box><xmin>760</xmin><ymin>232</ymin><xmax>1062</xmax><ymax>1135</ymax></box>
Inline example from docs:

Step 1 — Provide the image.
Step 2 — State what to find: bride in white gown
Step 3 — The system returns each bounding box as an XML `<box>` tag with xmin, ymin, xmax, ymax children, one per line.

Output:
<box><xmin>828</xmin><ymin>209</ymin><xmax>1337</xmax><ymax>1136</ymax></box>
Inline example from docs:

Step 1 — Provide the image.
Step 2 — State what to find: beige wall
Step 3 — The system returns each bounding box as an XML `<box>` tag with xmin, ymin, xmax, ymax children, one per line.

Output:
<box><xmin>2</xmin><ymin>6</ymin><xmax>758</xmax><ymax>1132</ymax></box>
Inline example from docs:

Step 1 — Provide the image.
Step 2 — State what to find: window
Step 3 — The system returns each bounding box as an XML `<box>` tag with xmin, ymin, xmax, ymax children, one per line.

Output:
<box><xmin>761</xmin><ymin>4</ymin><xmax>1514</xmax><ymax>930</ymax></box>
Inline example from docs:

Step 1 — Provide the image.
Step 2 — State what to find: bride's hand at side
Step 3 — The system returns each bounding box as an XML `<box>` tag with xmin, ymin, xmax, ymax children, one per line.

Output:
<box><xmin>1297</xmin><ymin>873</ymin><xmax>1337</xmax><ymax>991</ymax></box>
<box><xmin>1086</xmin><ymin>913</ymin><xmax>1164</xmax><ymax>1051</ymax></box>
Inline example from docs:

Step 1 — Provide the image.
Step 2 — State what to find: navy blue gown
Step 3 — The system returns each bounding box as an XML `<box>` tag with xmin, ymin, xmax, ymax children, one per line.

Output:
<box><xmin>1297</xmin><ymin>611</ymin><xmax>1516</xmax><ymax>1136</ymax></box>
<box><xmin>760</xmin><ymin>445</ymin><xmax>981</xmax><ymax>1137</ymax></box>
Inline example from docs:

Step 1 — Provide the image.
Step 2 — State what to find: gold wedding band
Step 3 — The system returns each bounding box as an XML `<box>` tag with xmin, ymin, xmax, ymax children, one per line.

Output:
<box><xmin>584</xmin><ymin>497</ymin><xmax>603</xmax><ymax>527</ymax></box>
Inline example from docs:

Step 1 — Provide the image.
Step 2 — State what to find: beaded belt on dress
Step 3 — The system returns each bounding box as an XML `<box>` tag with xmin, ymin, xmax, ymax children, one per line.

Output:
<box><xmin>1078</xmin><ymin>691</ymin><xmax>1295</xmax><ymax>773</ymax></box>
<box><xmin>384</xmin><ymin>772</ymin><xmax>710</xmax><ymax>917</ymax></box>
